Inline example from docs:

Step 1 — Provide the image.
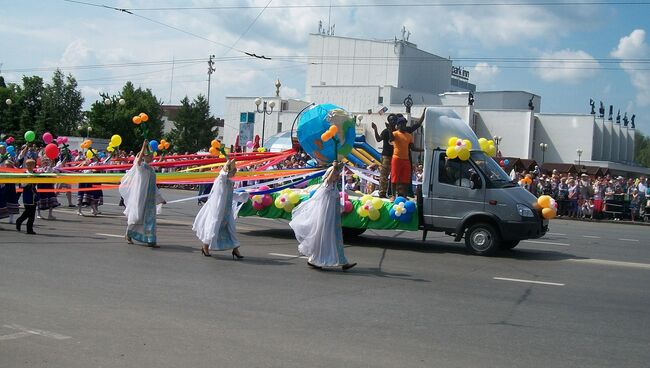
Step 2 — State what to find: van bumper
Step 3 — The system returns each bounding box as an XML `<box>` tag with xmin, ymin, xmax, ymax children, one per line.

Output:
<box><xmin>500</xmin><ymin>219</ymin><xmax>548</xmax><ymax>241</ymax></box>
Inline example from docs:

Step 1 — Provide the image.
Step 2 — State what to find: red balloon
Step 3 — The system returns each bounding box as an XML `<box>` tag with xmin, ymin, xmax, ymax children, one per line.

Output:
<box><xmin>44</xmin><ymin>143</ymin><xmax>59</xmax><ymax>160</ymax></box>
<box><xmin>499</xmin><ymin>160</ymin><xmax>505</xmax><ymax>166</ymax></box>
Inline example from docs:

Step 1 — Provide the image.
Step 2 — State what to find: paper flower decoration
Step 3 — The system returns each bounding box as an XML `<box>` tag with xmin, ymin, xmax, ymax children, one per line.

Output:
<box><xmin>389</xmin><ymin>196</ymin><xmax>416</xmax><ymax>222</ymax></box>
<box><xmin>446</xmin><ymin>136</ymin><xmax>471</xmax><ymax>161</ymax></box>
<box><xmin>274</xmin><ymin>189</ymin><xmax>301</xmax><ymax>212</ymax></box>
<box><xmin>357</xmin><ymin>195</ymin><xmax>383</xmax><ymax>221</ymax></box>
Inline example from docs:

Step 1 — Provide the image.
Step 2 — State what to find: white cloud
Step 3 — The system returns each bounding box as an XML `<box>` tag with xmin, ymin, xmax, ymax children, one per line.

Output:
<box><xmin>534</xmin><ymin>49</ymin><xmax>599</xmax><ymax>83</ymax></box>
<box><xmin>471</xmin><ymin>62</ymin><xmax>500</xmax><ymax>87</ymax></box>
<box><xmin>611</xmin><ymin>29</ymin><xmax>650</xmax><ymax>107</ymax></box>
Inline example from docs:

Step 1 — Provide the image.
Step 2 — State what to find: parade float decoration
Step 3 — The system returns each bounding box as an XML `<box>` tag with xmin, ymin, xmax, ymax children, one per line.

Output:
<box><xmin>536</xmin><ymin>195</ymin><xmax>558</xmax><ymax>219</ymax></box>
<box><xmin>478</xmin><ymin>138</ymin><xmax>497</xmax><ymax>157</ymax></box>
<box><xmin>446</xmin><ymin>136</ymin><xmax>472</xmax><ymax>161</ymax></box>
<box><xmin>297</xmin><ymin>103</ymin><xmax>356</xmax><ymax>163</ymax></box>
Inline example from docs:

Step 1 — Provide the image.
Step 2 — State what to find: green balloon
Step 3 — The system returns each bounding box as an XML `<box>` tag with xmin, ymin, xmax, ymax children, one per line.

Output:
<box><xmin>24</xmin><ymin>131</ymin><xmax>36</xmax><ymax>143</ymax></box>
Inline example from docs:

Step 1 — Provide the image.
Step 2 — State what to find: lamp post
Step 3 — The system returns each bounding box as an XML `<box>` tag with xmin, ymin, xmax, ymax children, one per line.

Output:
<box><xmin>255</xmin><ymin>98</ymin><xmax>275</xmax><ymax>147</ymax></box>
<box><xmin>576</xmin><ymin>148</ymin><xmax>583</xmax><ymax>172</ymax></box>
<box><xmin>493</xmin><ymin>135</ymin><xmax>502</xmax><ymax>157</ymax></box>
<box><xmin>539</xmin><ymin>142</ymin><xmax>548</xmax><ymax>167</ymax></box>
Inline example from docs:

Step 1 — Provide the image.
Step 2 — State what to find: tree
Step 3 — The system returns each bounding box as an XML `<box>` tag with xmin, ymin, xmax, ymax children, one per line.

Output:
<box><xmin>0</xmin><ymin>79</ymin><xmax>20</xmax><ymax>140</ymax></box>
<box><xmin>167</xmin><ymin>94</ymin><xmax>219</xmax><ymax>153</ymax></box>
<box><xmin>635</xmin><ymin>131</ymin><xmax>650</xmax><ymax>168</ymax></box>
<box><xmin>86</xmin><ymin>81</ymin><xmax>164</xmax><ymax>152</ymax></box>
<box><xmin>39</xmin><ymin>70</ymin><xmax>84</xmax><ymax>136</ymax></box>
<box><xmin>16</xmin><ymin>76</ymin><xmax>45</xmax><ymax>136</ymax></box>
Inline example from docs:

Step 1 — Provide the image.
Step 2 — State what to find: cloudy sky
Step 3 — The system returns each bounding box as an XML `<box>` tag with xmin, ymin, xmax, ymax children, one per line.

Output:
<box><xmin>2</xmin><ymin>1</ymin><xmax>650</xmax><ymax>134</ymax></box>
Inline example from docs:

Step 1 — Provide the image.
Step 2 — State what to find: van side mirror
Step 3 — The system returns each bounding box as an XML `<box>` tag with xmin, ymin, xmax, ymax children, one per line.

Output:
<box><xmin>470</xmin><ymin>173</ymin><xmax>482</xmax><ymax>189</ymax></box>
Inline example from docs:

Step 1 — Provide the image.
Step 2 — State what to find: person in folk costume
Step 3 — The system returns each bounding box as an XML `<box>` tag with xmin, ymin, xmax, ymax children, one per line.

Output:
<box><xmin>36</xmin><ymin>157</ymin><xmax>61</xmax><ymax>220</ymax></box>
<box><xmin>77</xmin><ymin>154</ymin><xmax>104</xmax><ymax>216</ymax></box>
<box><xmin>15</xmin><ymin>159</ymin><xmax>38</xmax><ymax>235</ymax></box>
<box><xmin>192</xmin><ymin>158</ymin><xmax>250</xmax><ymax>258</ymax></box>
<box><xmin>3</xmin><ymin>159</ymin><xmax>20</xmax><ymax>224</ymax></box>
<box><xmin>289</xmin><ymin>160</ymin><xmax>357</xmax><ymax>271</ymax></box>
<box><xmin>120</xmin><ymin>140</ymin><xmax>166</xmax><ymax>248</ymax></box>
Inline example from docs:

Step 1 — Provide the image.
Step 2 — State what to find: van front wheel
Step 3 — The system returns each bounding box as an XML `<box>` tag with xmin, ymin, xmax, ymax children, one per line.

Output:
<box><xmin>465</xmin><ymin>223</ymin><xmax>500</xmax><ymax>256</ymax></box>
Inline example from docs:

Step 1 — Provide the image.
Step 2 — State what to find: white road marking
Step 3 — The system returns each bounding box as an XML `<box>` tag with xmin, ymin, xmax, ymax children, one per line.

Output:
<box><xmin>0</xmin><ymin>332</ymin><xmax>31</xmax><ymax>341</ymax></box>
<box><xmin>618</xmin><ymin>238</ymin><xmax>639</xmax><ymax>242</ymax></box>
<box><xmin>582</xmin><ymin>235</ymin><xmax>601</xmax><ymax>239</ymax></box>
<box><xmin>522</xmin><ymin>240</ymin><xmax>570</xmax><ymax>246</ymax></box>
<box><xmin>493</xmin><ymin>277</ymin><xmax>565</xmax><ymax>286</ymax></box>
<box><xmin>547</xmin><ymin>232</ymin><xmax>566</xmax><ymax>236</ymax></box>
<box><xmin>3</xmin><ymin>324</ymin><xmax>71</xmax><ymax>340</ymax></box>
<box><xmin>567</xmin><ymin>258</ymin><xmax>650</xmax><ymax>270</ymax></box>
<box><xmin>269</xmin><ymin>252</ymin><xmax>307</xmax><ymax>259</ymax></box>
<box><xmin>95</xmin><ymin>233</ymin><xmax>124</xmax><ymax>238</ymax></box>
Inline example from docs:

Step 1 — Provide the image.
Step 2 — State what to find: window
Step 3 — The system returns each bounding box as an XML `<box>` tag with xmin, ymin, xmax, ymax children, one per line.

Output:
<box><xmin>438</xmin><ymin>154</ymin><xmax>473</xmax><ymax>188</ymax></box>
<box><xmin>378</xmin><ymin>96</ymin><xmax>384</xmax><ymax>104</ymax></box>
<box><xmin>281</xmin><ymin>101</ymin><xmax>288</xmax><ymax>111</ymax></box>
<box><xmin>277</xmin><ymin>122</ymin><xmax>283</xmax><ymax>133</ymax></box>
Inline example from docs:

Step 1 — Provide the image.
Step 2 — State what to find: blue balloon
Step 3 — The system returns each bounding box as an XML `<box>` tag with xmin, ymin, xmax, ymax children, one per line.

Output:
<box><xmin>9</xmin><ymin>151</ymin><xmax>16</xmax><ymax>158</ymax></box>
<box><xmin>394</xmin><ymin>196</ymin><xmax>407</xmax><ymax>205</ymax></box>
<box><xmin>504</xmin><ymin>159</ymin><xmax>510</xmax><ymax>165</ymax></box>
<box><xmin>404</xmin><ymin>201</ymin><xmax>416</xmax><ymax>213</ymax></box>
<box><xmin>306</xmin><ymin>159</ymin><xmax>317</xmax><ymax>168</ymax></box>
<box><xmin>297</xmin><ymin>103</ymin><xmax>356</xmax><ymax>164</ymax></box>
<box><xmin>400</xmin><ymin>213</ymin><xmax>413</xmax><ymax>223</ymax></box>
<box><xmin>0</xmin><ymin>142</ymin><xmax>6</xmax><ymax>147</ymax></box>
<box><xmin>6</xmin><ymin>145</ymin><xmax>15</xmax><ymax>154</ymax></box>
<box><xmin>149</xmin><ymin>140</ymin><xmax>159</xmax><ymax>152</ymax></box>
<box><xmin>389</xmin><ymin>207</ymin><xmax>397</xmax><ymax>220</ymax></box>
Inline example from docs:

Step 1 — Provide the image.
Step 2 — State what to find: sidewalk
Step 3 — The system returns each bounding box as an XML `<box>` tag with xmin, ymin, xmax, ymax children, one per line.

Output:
<box><xmin>555</xmin><ymin>216</ymin><xmax>650</xmax><ymax>227</ymax></box>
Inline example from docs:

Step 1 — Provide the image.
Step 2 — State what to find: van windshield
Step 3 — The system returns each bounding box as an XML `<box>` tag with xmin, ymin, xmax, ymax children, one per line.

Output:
<box><xmin>471</xmin><ymin>151</ymin><xmax>516</xmax><ymax>188</ymax></box>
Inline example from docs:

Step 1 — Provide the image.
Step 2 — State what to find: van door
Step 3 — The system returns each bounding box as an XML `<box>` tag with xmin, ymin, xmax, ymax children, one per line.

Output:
<box><xmin>426</xmin><ymin>152</ymin><xmax>485</xmax><ymax>230</ymax></box>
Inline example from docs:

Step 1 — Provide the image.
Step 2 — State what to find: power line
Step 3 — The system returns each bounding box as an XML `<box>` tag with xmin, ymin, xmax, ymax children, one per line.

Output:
<box><xmin>122</xmin><ymin>1</ymin><xmax>650</xmax><ymax>11</ymax></box>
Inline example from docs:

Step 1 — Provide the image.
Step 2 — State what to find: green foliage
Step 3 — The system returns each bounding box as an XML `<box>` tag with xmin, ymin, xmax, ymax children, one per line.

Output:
<box><xmin>635</xmin><ymin>131</ymin><xmax>650</xmax><ymax>168</ymax></box>
<box><xmin>0</xmin><ymin>70</ymin><xmax>83</xmax><ymax>145</ymax></box>
<box><xmin>166</xmin><ymin>94</ymin><xmax>219</xmax><ymax>153</ymax></box>
<box><xmin>86</xmin><ymin>81</ymin><xmax>163</xmax><ymax>152</ymax></box>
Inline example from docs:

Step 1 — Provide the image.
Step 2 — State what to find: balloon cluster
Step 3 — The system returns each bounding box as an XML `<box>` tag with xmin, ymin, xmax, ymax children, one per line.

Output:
<box><xmin>274</xmin><ymin>189</ymin><xmax>301</xmax><ymax>212</ymax></box>
<box><xmin>537</xmin><ymin>195</ymin><xmax>557</xmax><ymax>219</ymax></box>
<box><xmin>478</xmin><ymin>138</ymin><xmax>497</xmax><ymax>157</ymax></box>
<box><xmin>132</xmin><ymin>112</ymin><xmax>149</xmax><ymax>125</ymax></box>
<box><xmin>389</xmin><ymin>197</ymin><xmax>416</xmax><ymax>222</ymax></box>
<box><xmin>80</xmin><ymin>139</ymin><xmax>93</xmax><ymax>150</ymax></box>
<box><xmin>41</xmin><ymin>132</ymin><xmax>61</xmax><ymax>160</ymax></box>
<box><xmin>107</xmin><ymin>134</ymin><xmax>122</xmax><ymax>152</ymax></box>
<box><xmin>499</xmin><ymin>159</ymin><xmax>510</xmax><ymax>167</ymax></box>
<box><xmin>446</xmin><ymin>137</ymin><xmax>472</xmax><ymax>161</ymax></box>
<box><xmin>519</xmin><ymin>175</ymin><xmax>532</xmax><ymax>186</ymax></box>
<box><xmin>340</xmin><ymin>192</ymin><xmax>353</xmax><ymax>214</ymax></box>
<box><xmin>1</xmin><ymin>138</ymin><xmax>16</xmax><ymax>158</ymax></box>
<box><xmin>320</xmin><ymin>124</ymin><xmax>339</xmax><ymax>142</ymax></box>
<box><xmin>209</xmin><ymin>139</ymin><xmax>224</xmax><ymax>157</ymax></box>
<box><xmin>357</xmin><ymin>195</ymin><xmax>383</xmax><ymax>221</ymax></box>
<box><xmin>251</xmin><ymin>186</ymin><xmax>273</xmax><ymax>211</ymax></box>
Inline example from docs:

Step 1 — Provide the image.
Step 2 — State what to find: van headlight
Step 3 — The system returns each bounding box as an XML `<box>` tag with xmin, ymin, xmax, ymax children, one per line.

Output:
<box><xmin>517</xmin><ymin>204</ymin><xmax>535</xmax><ymax>218</ymax></box>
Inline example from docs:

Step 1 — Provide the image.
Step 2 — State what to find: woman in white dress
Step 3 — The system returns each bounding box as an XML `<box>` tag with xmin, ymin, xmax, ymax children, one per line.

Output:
<box><xmin>289</xmin><ymin>161</ymin><xmax>357</xmax><ymax>271</ymax></box>
<box><xmin>192</xmin><ymin>159</ymin><xmax>250</xmax><ymax>258</ymax></box>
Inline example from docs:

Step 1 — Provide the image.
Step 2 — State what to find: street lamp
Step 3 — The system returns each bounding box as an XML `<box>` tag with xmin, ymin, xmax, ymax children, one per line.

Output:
<box><xmin>576</xmin><ymin>148</ymin><xmax>583</xmax><ymax>172</ymax></box>
<box><xmin>493</xmin><ymin>136</ymin><xmax>502</xmax><ymax>157</ymax></box>
<box><xmin>255</xmin><ymin>98</ymin><xmax>275</xmax><ymax>147</ymax></box>
<box><xmin>539</xmin><ymin>142</ymin><xmax>548</xmax><ymax>166</ymax></box>
<box><xmin>5</xmin><ymin>98</ymin><xmax>12</xmax><ymax>106</ymax></box>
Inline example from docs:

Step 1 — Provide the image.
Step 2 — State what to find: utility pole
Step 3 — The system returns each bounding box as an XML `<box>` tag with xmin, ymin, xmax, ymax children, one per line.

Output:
<box><xmin>207</xmin><ymin>55</ymin><xmax>216</xmax><ymax>112</ymax></box>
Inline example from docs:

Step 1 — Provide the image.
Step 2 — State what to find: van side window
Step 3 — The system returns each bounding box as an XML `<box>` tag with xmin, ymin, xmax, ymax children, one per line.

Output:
<box><xmin>438</xmin><ymin>154</ymin><xmax>473</xmax><ymax>188</ymax></box>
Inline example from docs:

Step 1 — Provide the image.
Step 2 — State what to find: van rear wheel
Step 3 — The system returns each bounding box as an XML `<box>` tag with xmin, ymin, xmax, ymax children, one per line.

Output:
<box><xmin>465</xmin><ymin>223</ymin><xmax>500</xmax><ymax>256</ymax></box>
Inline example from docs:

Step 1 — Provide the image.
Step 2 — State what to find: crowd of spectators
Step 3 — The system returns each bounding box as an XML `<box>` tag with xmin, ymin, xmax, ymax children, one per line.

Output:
<box><xmin>512</xmin><ymin>167</ymin><xmax>649</xmax><ymax>222</ymax></box>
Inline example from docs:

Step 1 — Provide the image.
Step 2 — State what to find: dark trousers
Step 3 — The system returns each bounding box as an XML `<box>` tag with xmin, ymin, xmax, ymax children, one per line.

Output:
<box><xmin>16</xmin><ymin>204</ymin><xmax>36</xmax><ymax>233</ymax></box>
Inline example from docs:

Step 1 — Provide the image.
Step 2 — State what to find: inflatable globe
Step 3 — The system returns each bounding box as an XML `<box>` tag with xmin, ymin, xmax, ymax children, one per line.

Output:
<box><xmin>297</xmin><ymin>103</ymin><xmax>356</xmax><ymax>163</ymax></box>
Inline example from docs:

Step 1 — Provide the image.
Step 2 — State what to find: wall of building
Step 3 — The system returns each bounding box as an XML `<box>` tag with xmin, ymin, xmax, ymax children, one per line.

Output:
<box><xmin>396</xmin><ymin>42</ymin><xmax>451</xmax><ymax>94</ymax></box>
<box><xmin>472</xmin><ymin>91</ymin><xmax>541</xmax><ymax>113</ymax></box>
<box><xmin>474</xmin><ymin>109</ymin><xmax>534</xmax><ymax>159</ymax></box>
<box><xmin>306</xmin><ymin>34</ymin><xmax>400</xmax><ymax>100</ymax></box>
<box><xmin>532</xmin><ymin>114</ymin><xmax>594</xmax><ymax>164</ymax></box>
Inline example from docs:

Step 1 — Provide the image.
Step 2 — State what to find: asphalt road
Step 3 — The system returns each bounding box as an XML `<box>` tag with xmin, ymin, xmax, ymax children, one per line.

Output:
<box><xmin>1</xmin><ymin>188</ymin><xmax>649</xmax><ymax>368</ymax></box>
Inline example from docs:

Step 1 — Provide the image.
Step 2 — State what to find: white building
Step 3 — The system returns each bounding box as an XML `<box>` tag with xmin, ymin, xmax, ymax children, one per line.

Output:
<box><xmin>223</xmin><ymin>32</ymin><xmax>647</xmax><ymax>175</ymax></box>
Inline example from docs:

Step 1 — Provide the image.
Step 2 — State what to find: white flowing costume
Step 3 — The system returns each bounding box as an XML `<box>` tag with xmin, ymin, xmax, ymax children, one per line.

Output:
<box><xmin>289</xmin><ymin>167</ymin><xmax>348</xmax><ymax>267</ymax></box>
<box><xmin>192</xmin><ymin>169</ymin><xmax>250</xmax><ymax>250</ymax></box>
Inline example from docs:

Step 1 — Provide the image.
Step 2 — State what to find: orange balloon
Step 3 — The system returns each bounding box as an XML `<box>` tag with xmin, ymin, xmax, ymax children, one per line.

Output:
<box><xmin>542</xmin><ymin>207</ymin><xmax>556</xmax><ymax>219</ymax></box>
<box><xmin>132</xmin><ymin>116</ymin><xmax>142</xmax><ymax>125</ymax></box>
<box><xmin>321</xmin><ymin>132</ymin><xmax>332</xmax><ymax>142</ymax></box>
<box><xmin>209</xmin><ymin>147</ymin><xmax>218</xmax><ymax>156</ymax></box>
<box><xmin>139</xmin><ymin>113</ymin><xmax>149</xmax><ymax>122</ymax></box>
<box><xmin>328</xmin><ymin>125</ymin><xmax>338</xmax><ymax>135</ymax></box>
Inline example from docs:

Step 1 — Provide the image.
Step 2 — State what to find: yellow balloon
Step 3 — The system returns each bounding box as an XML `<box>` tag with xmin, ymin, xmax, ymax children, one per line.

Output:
<box><xmin>107</xmin><ymin>146</ymin><xmax>114</xmax><ymax>152</ymax></box>
<box><xmin>371</xmin><ymin>198</ymin><xmax>383</xmax><ymax>210</ymax></box>
<box><xmin>361</xmin><ymin>195</ymin><xmax>373</xmax><ymax>204</ymax></box>
<box><xmin>487</xmin><ymin>145</ymin><xmax>496</xmax><ymax>157</ymax></box>
<box><xmin>274</xmin><ymin>197</ymin><xmax>283</xmax><ymax>208</ymax></box>
<box><xmin>283</xmin><ymin>203</ymin><xmax>295</xmax><ymax>212</ymax></box>
<box><xmin>446</xmin><ymin>146</ymin><xmax>458</xmax><ymax>159</ymax></box>
<box><xmin>463</xmin><ymin>140</ymin><xmax>472</xmax><ymax>150</ymax></box>
<box><xmin>537</xmin><ymin>195</ymin><xmax>552</xmax><ymax>209</ymax></box>
<box><xmin>288</xmin><ymin>192</ymin><xmax>300</xmax><ymax>204</ymax></box>
<box><xmin>110</xmin><ymin>134</ymin><xmax>122</xmax><ymax>147</ymax></box>
<box><xmin>357</xmin><ymin>207</ymin><xmax>369</xmax><ymax>217</ymax></box>
<box><xmin>478</xmin><ymin>137</ymin><xmax>487</xmax><ymax>145</ymax></box>
<box><xmin>542</xmin><ymin>207</ymin><xmax>556</xmax><ymax>219</ymax></box>
<box><xmin>368</xmin><ymin>209</ymin><xmax>380</xmax><ymax>221</ymax></box>
<box><xmin>448</xmin><ymin>137</ymin><xmax>458</xmax><ymax>147</ymax></box>
<box><xmin>458</xmin><ymin>148</ymin><xmax>470</xmax><ymax>161</ymax></box>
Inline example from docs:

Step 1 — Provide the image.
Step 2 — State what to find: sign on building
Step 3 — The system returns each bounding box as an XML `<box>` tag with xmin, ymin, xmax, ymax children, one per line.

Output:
<box><xmin>239</xmin><ymin>112</ymin><xmax>255</xmax><ymax>146</ymax></box>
